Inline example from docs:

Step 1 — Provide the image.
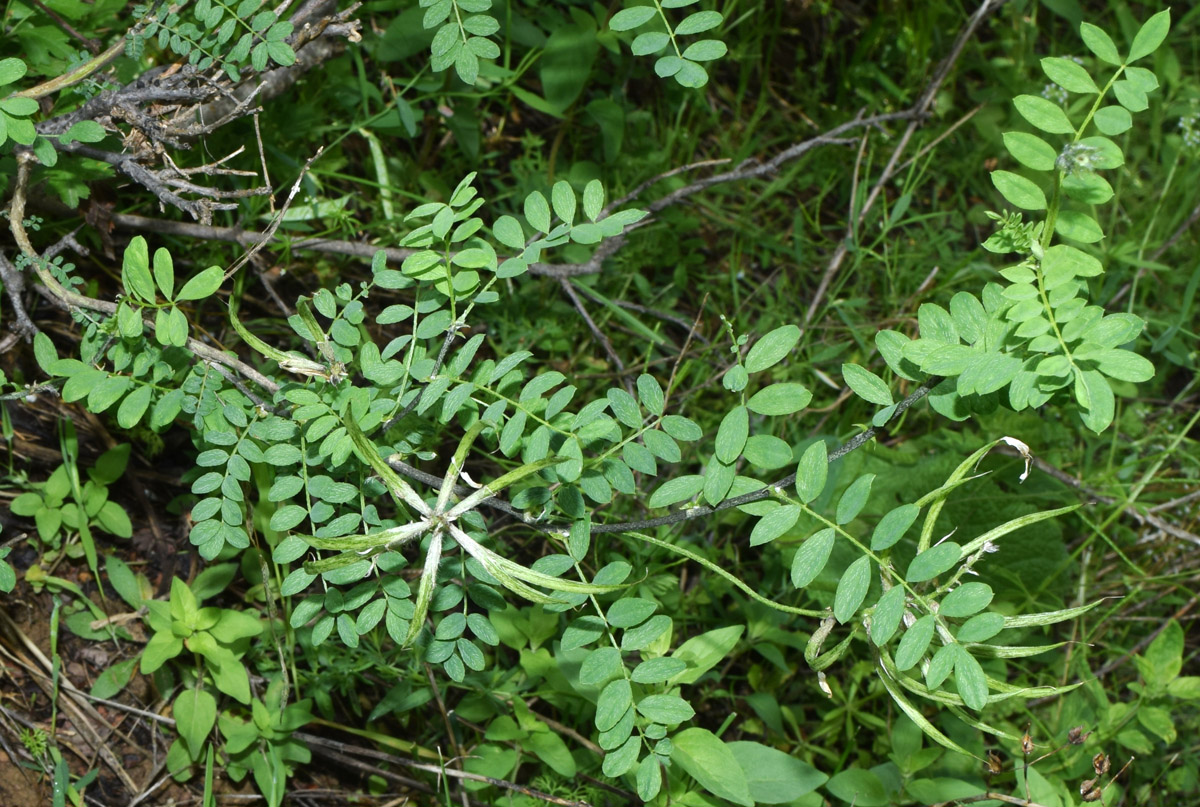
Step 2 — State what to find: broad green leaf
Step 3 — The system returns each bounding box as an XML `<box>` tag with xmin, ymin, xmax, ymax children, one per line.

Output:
<box><xmin>551</xmin><ymin>180</ymin><xmax>576</xmax><ymax>224</ymax></box>
<box><xmin>747</xmin><ymin>382</ymin><xmax>812</xmax><ymax>415</ymax></box>
<box><xmin>582</xmin><ymin>179</ymin><xmax>604</xmax><ymax>221</ymax></box>
<box><xmin>602</xmin><ymin>735</ymin><xmax>639</xmax><ymax>777</ymax></box>
<box><xmin>749</xmin><ymin>505</ymin><xmax>800</xmax><ymax>547</ymax></box>
<box><xmin>836</xmin><ymin>473</ymin><xmax>875</xmax><ymax>524</ymax></box>
<box><xmin>670</xmin><ymin>625</ymin><xmax>743</xmax><ymax>684</ymax></box>
<box><xmin>841</xmin><ymin>363</ymin><xmax>892</xmax><ymax>406</ymax></box>
<box><xmin>610</xmin><ymin>6</ymin><xmax>656</xmax><ymax>31</ymax></box>
<box><xmin>991</xmin><ymin>170</ymin><xmax>1046</xmax><ymax>210</ymax></box>
<box><xmin>894</xmin><ymin>615</ymin><xmax>936</xmax><ymax>671</ymax></box>
<box><xmin>1127</xmin><ymin>10</ymin><xmax>1170</xmax><ymax>63</ymax></box>
<box><xmin>649</xmin><ymin>474</ymin><xmax>705</xmax><ymax>509</ymax></box>
<box><xmin>1013</xmin><ymin>95</ymin><xmax>1075</xmax><ymax>134</ymax></box>
<box><xmin>956</xmin><ymin>612</ymin><xmax>1005</xmax><ymax>642</ymax></box>
<box><xmin>743</xmin><ymin>434</ymin><xmax>791</xmax><ymax>470</ymax></box>
<box><xmin>1040</xmin><ymin>57</ymin><xmax>1098</xmax><ymax>93</ymax></box>
<box><xmin>1094</xmin><ymin>349</ymin><xmax>1154</xmax><ymax>382</ymax></box>
<box><xmin>116</xmin><ymin>384</ymin><xmax>153</xmax><ymax>429</ymax></box>
<box><xmin>580</xmin><ymin>647</ymin><xmax>623</xmax><ymax>687</ymax></box>
<box><xmin>926</xmin><ymin>644</ymin><xmax>959</xmax><ymax>689</ymax></box>
<box><xmin>632</xmin><ymin>657</ymin><xmax>687</xmax><ymax>683</ymax></box>
<box><xmin>1054</xmin><ymin>210</ymin><xmax>1103</xmax><ymax>243</ymax></box>
<box><xmin>870</xmin><ymin>586</ymin><xmax>906</xmax><ymax>646</ymax></box>
<box><xmin>791</xmin><ymin>528</ymin><xmax>835</xmax><ymax>588</ymax></box>
<box><xmin>1112</xmin><ymin>80</ymin><xmax>1148</xmax><ymax>112</ymax></box>
<box><xmin>1078</xmin><ymin>369</ymin><xmax>1115</xmax><ymax>432</ymax></box>
<box><xmin>795</xmin><ymin>441</ymin><xmax>827</xmax><ymax>504</ymax></box>
<box><xmin>607</xmin><ymin>598</ymin><xmax>657</xmax><ymax>628</ymax></box>
<box><xmin>637</xmin><ymin>756</ymin><xmax>662</xmax><ymax>802</ymax></box>
<box><xmin>825</xmin><ymin>768</ymin><xmax>887</xmax><ymax>807</ymax></box>
<box><xmin>954</xmin><ymin>649</ymin><xmax>989</xmax><ymax>710</ymax></box>
<box><xmin>714</xmin><ymin>405</ymin><xmax>749</xmax><ymax>464</ymax></box>
<box><xmin>682</xmin><ymin>39</ymin><xmax>727</xmax><ymax>62</ymax></box>
<box><xmin>636</xmin><ymin>694</ymin><xmax>694</xmax><ymax>724</ymax></box>
<box><xmin>176</xmin><ymin>266</ymin><xmax>224</xmax><ymax>301</ymax></box>
<box><xmin>524</xmin><ymin>191</ymin><xmax>551</xmax><ymax>232</ymax></box>
<box><xmin>1080</xmin><ymin>22</ymin><xmax>1121</xmax><ymax>65</ymax></box>
<box><xmin>636</xmin><ymin>374</ymin><xmax>664</xmax><ymax>415</ymax></box>
<box><xmin>675</xmin><ymin>10</ymin><xmax>723</xmax><ymax>36</ymax></box>
<box><xmin>1002</xmin><ymin>131</ymin><xmax>1057</xmax><ymax>171</ymax></box>
<box><xmin>175</xmin><ymin>687</ymin><xmax>217</xmax><ymax>754</ymax></box>
<box><xmin>1094</xmin><ymin>105</ymin><xmax>1132</xmax><ymax>135</ymax></box>
<box><xmin>939</xmin><ymin>583</ymin><xmax>994</xmax><ymax>618</ymax></box>
<box><xmin>671</xmin><ymin>728</ymin><xmax>754</xmax><ymax>807</ymax></box>
<box><xmin>122</xmin><ymin>236</ymin><xmax>155</xmax><ymax>302</ymax></box>
<box><xmin>745</xmin><ymin>325</ymin><xmax>801</xmax><ymax>373</ymax></box>
<box><xmin>153</xmin><ymin>248</ymin><xmax>175</xmax><ymax>300</ymax></box>
<box><xmin>906</xmin><ymin>542</ymin><xmax>961</xmax><ymax>583</ymax></box>
<box><xmin>728</xmin><ymin>741</ymin><xmax>828</xmax><ymax>804</ymax></box>
<box><xmin>833</xmin><ymin>556</ymin><xmax>871</xmax><ymax>623</ymax></box>
<box><xmin>595</xmin><ymin>679</ymin><xmax>632</xmax><ymax>731</ymax></box>
<box><xmin>871</xmin><ymin>503</ymin><xmax>919</xmax><ymax>551</ymax></box>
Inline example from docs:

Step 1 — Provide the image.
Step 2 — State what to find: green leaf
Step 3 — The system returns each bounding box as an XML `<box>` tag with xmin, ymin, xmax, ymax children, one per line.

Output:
<box><xmin>894</xmin><ymin>615</ymin><xmax>936</xmax><ymax>671</ymax></box>
<box><xmin>991</xmin><ymin>170</ymin><xmax>1046</xmax><ymax>210</ymax></box>
<box><xmin>636</xmin><ymin>374</ymin><xmax>664</xmax><ymax>415</ymax></box>
<box><xmin>524</xmin><ymin>191</ymin><xmax>551</xmax><ymax>232</ymax></box>
<box><xmin>1080</xmin><ymin>22</ymin><xmax>1121</xmax><ymax>65</ymax></box>
<box><xmin>1040</xmin><ymin>57</ymin><xmax>1099</xmax><ymax>93</ymax></box>
<box><xmin>745</xmin><ymin>325</ymin><xmax>800</xmax><ymax>373</ymax></box>
<box><xmin>631</xmin><ymin>657</ymin><xmax>688</xmax><ymax>684</ymax></box>
<box><xmin>1054</xmin><ymin>210</ymin><xmax>1103</xmax><ymax>243</ymax></box>
<box><xmin>596</xmin><ymin>679</ymin><xmax>632</xmax><ymax>732</ymax></box>
<box><xmin>670</xmin><ymin>625</ymin><xmax>743</xmax><ymax>684</ymax></box>
<box><xmin>1094</xmin><ymin>105</ymin><xmax>1132</xmax><ymax>135</ymax></box>
<box><xmin>926</xmin><ymin>644</ymin><xmax>958</xmax><ymax>689</ymax></box>
<box><xmin>728</xmin><ymin>741</ymin><xmax>828</xmax><ymax>804</ymax></box>
<box><xmin>939</xmin><ymin>583</ymin><xmax>994</xmax><ymax>618</ymax></box>
<box><xmin>580</xmin><ymin>647</ymin><xmax>623</xmax><ymax>687</ymax></box>
<box><xmin>870</xmin><ymin>586</ymin><xmax>906</xmax><ymax>646</ymax></box>
<box><xmin>122</xmin><ymin>236</ymin><xmax>155</xmax><ymax>302</ymax></box>
<box><xmin>1002</xmin><ymin>131</ymin><xmax>1058</xmax><ymax>171</ymax></box>
<box><xmin>834</xmin><ymin>556</ymin><xmax>871</xmax><ymax>623</ymax></box>
<box><xmin>1127</xmin><ymin>10</ymin><xmax>1170</xmax><ymax>63</ymax></box>
<box><xmin>636</xmin><ymin>694</ymin><xmax>695</xmax><ymax>724</ymax></box>
<box><xmin>610</xmin><ymin>6</ymin><xmax>656</xmax><ymax>31</ymax></box>
<box><xmin>714</xmin><ymin>405</ymin><xmax>749</xmax><ymax>464</ymax></box>
<box><xmin>743</xmin><ymin>435</ymin><xmax>792</xmax><ymax>470</ymax></box>
<box><xmin>649</xmin><ymin>475</ymin><xmax>704</xmax><ymax>508</ymax></box>
<box><xmin>750</xmin><ymin>505</ymin><xmax>800</xmax><ymax>547</ymax></box>
<box><xmin>791</xmin><ymin>528</ymin><xmax>835</xmax><ymax>588</ymax></box>
<box><xmin>956</xmin><ymin>613</ymin><xmax>1005</xmax><ymax>643</ymax></box>
<box><xmin>0</xmin><ymin>57</ymin><xmax>28</xmax><ymax>86</ymax></box>
<box><xmin>841</xmin><ymin>363</ymin><xmax>892</xmax><ymax>406</ymax></box>
<box><xmin>906</xmin><ymin>542</ymin><xmax>961</xmax><ymax>583</ymax></box>
<box><xmin>1079</xmin><ymin>369</ymin><xmax>1115</xmax><ymax>432</ymax></box>
<box><xmin>954</xmin><ymin>650</ymin><xmax>989</xmax><ymax>710</ymax></box>
<box><xmin>671</xmin><ymin>728</ymin><xmax>753</xmax><ymax>807</ymax></box>
<box><xmin>33</xmin><ymin>332</ymin><xmax>59</xmax><ymax>374</ymax></box>
<box><xmin>116</xmin><ymin>384</ymin><xmax>153</xmax><ymax>429</ymax></box>
<box><xmin>1094</xmin><ymin>349</ymin><xmax>1154</xmax><ymax>382</ymax></box>
<box><xmin>747</xmin><ymin>382</ymin><xmax>812</xmax><ymax>415</ymax></box>
<box><xmin>1013</xmin><ymin>95</ymin><xmax>1075</xmax><ymax>134</ymax></box>
<box><xmin>60</xmin><ymin>120</ymin><xmax>106</xmax><ymax>145</ymax></box>
<box><xmin>795</xmin><ymin>441</ymin><xmax>827</xmax><ymax>504</ymax></box>
<box><xmin>607</xmin><ymin>598</ymin><xmax>657</xmax><ymax>629</ymax></box>
<box><xmin>682</xmin><ymin>39</ymin><xmax>727</xmax><ymax>62</ymax></box>
<box><xmin>825</xmin><ymin>769</ymin><xmax>887</xmax><ymax>807</ymax></box>
<box><xmin>675</xmin><ymin>10</ymin><xmax>722</xmax><ymax>35</ymax></box>
<box><xmin>153</xmin><ymin>248</ymin><xmax>175</xmax><ymax>300</ymax></box>
<box><xmin>871</xmin><ymin>503</ymin><xmax>919</xmax><ymax>551</ymax></box>
<box><xmin>176</xmin><ymin>266</ymin><xmax>224</xmax><ymax>301</ymax></box>
<box><xmin>551</xmin><ymin>180</ymin><xmax>576</xmax><ymax>224</ymax></box>
<box><xmin>636</xmin><ymin>756</ymin><xmax>662</xmax><ymax>802</ymax></box>
<box><xmin>175</xmin><ymin>687</ymin><xmax>217</xmax><ymax>754</ymax></box>
<box><xmin>90</xmin><ymin>657</ymin><xmax>138</xmax><ymax>699</ymax></box>
<box><xmin>836</xmin><ymin>473</ymin><xmax>875</xmax><ymax>525</ymax></box>
<box><xmin>582</xmin><ymin>179</ymin><xmax>604</xmax><ymax>221</ymax></box>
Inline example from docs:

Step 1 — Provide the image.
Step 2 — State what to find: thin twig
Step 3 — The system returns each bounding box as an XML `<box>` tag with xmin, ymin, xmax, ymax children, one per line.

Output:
<box><xmin>561</xmin><ymin>277</ymin><xmax>627</xmax><ymax>376</ymax></box>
